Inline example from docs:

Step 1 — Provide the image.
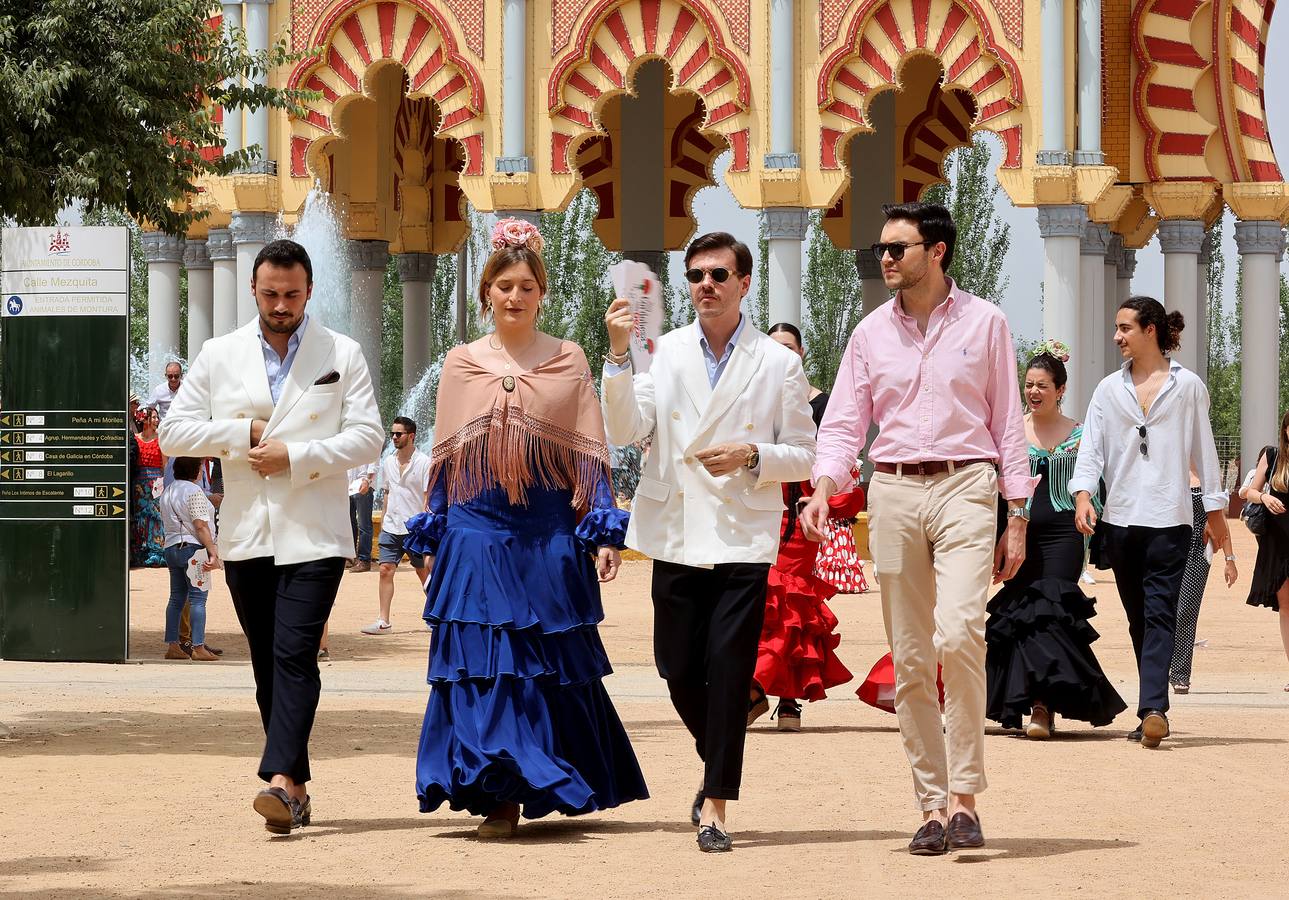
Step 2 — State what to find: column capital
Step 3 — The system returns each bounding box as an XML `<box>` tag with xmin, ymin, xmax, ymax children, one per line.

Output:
<box><xmin>764</xmin><ymin>153</ymin><xmax>801</xmax><ymax>169</ymax></box>
<box><xmin>140</xmin><ymin>231</ymin><xmax>185</xmax><ymax>265</ymax></box>
<box><xmin>348</xmin><ymin>239</ymin><xmax>390</xmax><ymax>272</ymax></box>
<box><xmin>396</xmin><ymin>252</ymin><xmax>437</xmax><ymax>283</ymax></box>
<box><xmin>1156</xmin><ymin>218</ymin><xmax>1206</xmax><ymax>254</ymax></box>
<box><xmin>206</xmin><ymin>228</ymin><xmax>236</xmax><ymax>261</ymax></box>
<box><xmin>1117</xmin><ymin>248</ymin><xmax>1137</xmax><ymax>280</ymax></box>
<box><xmin>854</xmin><ymin>250</ymin><xmax>883</xmax><ymax>280</ymax></box>
<box><xmin>1234</xmin><ymin>219</ymin><xmax>1287</xmax><ymax>257</ymax></box>
<box><xmin>760</xmin><ymin>207</ymin><xmax>809</xmax><ymax>240</ymax></box>
<box><xmin>495</xmin><ymin>157</ymin><xmax>532</xmax><ymax>173</ymax></box>
<box><xmin>183</xmin><ymin>241</ymin><xmax>213</xmax><ymax>270</ymax></box>
<box><xmin>1036</xmin><ymin>204</ymin><xmax>1088</xmax><ymax>239</ymax></box>
<box><xmin>229</xmin><ymin>211</ymin><xmax>278</xmax><ymax>245</ymax></box>
<box><xmin>1080</xmin><ymin>222</ymin><xmax>1111</xmax><ymax>256</ymax></box>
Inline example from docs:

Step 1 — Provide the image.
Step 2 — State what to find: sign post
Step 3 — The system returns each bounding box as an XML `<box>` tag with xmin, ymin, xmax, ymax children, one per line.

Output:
<box><xmin>1</xmin><ymin>226</ymin><xmax>131</xmax><ymax>661</ymax></box>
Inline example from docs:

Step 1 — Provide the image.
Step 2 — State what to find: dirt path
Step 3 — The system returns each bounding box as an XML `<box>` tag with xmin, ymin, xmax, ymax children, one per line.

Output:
<box><xmin>2</xmin><ymin>528</ymin><xmax>1286</xmax><ymax>898</ymax></box>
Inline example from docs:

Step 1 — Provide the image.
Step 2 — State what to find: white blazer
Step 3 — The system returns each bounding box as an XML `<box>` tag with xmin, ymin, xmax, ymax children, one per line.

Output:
<box><xmin>159</xmin><ymin>320</ymin><xmax>384</xmax><ymax>565</ymax></box>
<box><xmin>602</xmin><ymin>320</ymin><xmax>816</xmax><ymax>566</ymax></box>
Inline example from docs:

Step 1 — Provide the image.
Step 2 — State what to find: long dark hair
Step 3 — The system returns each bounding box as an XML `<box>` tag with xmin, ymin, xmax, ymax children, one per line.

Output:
<box><xmin>1120</xmin><ymin>295</ymin><xmax>1184</xmax><ymax>354</ymax></box>
<box><xmin>767</xmin><ymin>321</ymin><xmax>807</xmax><ymax>540</ymax></box>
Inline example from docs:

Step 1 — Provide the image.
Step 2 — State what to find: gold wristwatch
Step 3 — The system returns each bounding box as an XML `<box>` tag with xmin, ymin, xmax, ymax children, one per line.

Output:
<box><xmin>745</xmin><ymin>445</ymin><xmax>760</xmax><ymax>469</ymax></box>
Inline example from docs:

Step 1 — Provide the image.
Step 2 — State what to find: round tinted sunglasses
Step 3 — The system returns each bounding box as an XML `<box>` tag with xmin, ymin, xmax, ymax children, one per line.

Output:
<box><xmin>684</xmin><ymin>266</ymin><xmax>736</xmax><ymax>284</ymax></box>
<box><xmin>870</xmin><ymin>241</ymin><xmax>933</xmax><ymax>262</ymax></box>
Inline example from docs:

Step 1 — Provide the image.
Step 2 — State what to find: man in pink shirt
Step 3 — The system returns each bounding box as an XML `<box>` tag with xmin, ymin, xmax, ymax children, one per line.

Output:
<box><xmin>801</xmin><ymin>202</ymin><xmax>1033</xmax><ymax>856</ymax></box>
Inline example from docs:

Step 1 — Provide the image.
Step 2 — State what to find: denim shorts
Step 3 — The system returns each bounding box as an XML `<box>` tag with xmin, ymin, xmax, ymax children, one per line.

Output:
<box><xmin>378</xmin><ymin>530</ymin><xmax>425</xmax><ymax>568</ymax></box>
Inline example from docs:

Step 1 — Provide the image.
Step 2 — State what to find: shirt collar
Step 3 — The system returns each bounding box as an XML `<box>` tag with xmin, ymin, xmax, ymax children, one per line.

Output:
<box><xmin>1117</xmin><ymin>357</ymin><xmax>1182</xmax><ymax>383</ymax></box>
<box><xmin>698</xmin><ymin>314</ymin><xmax>746</xmax><ymax>359</ymax></box>
<box><xmin>891</xmin><ymin>277</ymin><xmax>961</xmax><ymax>322</ymax></box>
<box><xmin>257</xmin><ymin>313</ymin><xmax>310</xmax><ymax>359</ymax></box>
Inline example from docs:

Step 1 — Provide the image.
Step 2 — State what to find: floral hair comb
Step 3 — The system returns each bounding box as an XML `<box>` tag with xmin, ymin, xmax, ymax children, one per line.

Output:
<box><xmin>491</xmin><ymin>217</ymin><xmax>545</xmax><ymax>254</ymax></box>
<box><xmin>1033</xmin><ymin>338</ymin><xmax>1070</xmax><ymax>362</ymax></box>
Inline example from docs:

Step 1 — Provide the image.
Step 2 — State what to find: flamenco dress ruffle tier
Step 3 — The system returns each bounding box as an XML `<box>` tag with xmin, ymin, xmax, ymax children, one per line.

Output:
<box><xmin>984</xmin><ymin>576</ymin><xmax>1127</xmax><ymax>729</ymax></box>
<box><xmin>406</xmin><ymin>485</ymin><xmax>648</xmax><ymax>819</ymax></box>
<box><xmin>755</xmin><ymin>562</ymin><xmax>853</xmax><ymax>701</ymax></box>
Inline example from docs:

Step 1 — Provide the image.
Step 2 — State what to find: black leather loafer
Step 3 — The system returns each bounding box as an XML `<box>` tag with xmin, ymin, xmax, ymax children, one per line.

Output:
<box><xmin>691</xmin><ymin>791</ymin><xmax>703</xmax><ymax>827</ymax></box>
<box><xmin>908</xmin><ymin>819</ymin><xmax>948</xmax><ymax>855</ymax></box>
<box><xmin>1127</xmin><ymin>725</ymin><xmax>1143</xmax><ymax>741</ymax></box>
<box><xmin>946</xmin><ymin>812</ymin><xmax>985</xmax><ymax>849</ymax></box>
<box><xmin>697</xmin><ymin>824</ymin><xmax>732</xmax><ymax>852</ymax></box>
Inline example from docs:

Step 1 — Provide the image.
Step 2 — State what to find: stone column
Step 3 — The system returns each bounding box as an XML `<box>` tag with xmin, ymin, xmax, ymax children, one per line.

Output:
<box><xmin>1157</xmin><ymin>218</ymin><xmax>1205</xmax><ymax>371</ymax></box>
<box><xmin>242</xmin><ymin>0</ymin><xmax>271</xmax><ymax>170</ymax></box>
<box><xmin>855</xmin><ymin>251</ymin><xmax>888</xmax><ymax>317</ymax></box>
<box><xmin>1078</xmin><ymin>222</ymin><xmax>1111</xmax><ymax>414</ymax></box>
<box><xmin>1037</xmin><ymin>205</ymin><xmax>1087</xmax><ymax>410</ymax></box>
<box><xmin>230</xmin><ymin>212</ymin><xmax>275</xmax><ymax>326</ymax></box>
<box><xmin>398</xmin><ymin>253</ymin><xmax>436</xmax><ymax>393</ymax></box>
<box><xmin>207</xmin><ymin>228</ymin><xmax>238</xmax><ymax>337</ymax></box>
<box><xmin>622</xmin><ymin>250</ymin><xmax>667</xmax><ymax>279</ymax></box>
<box><xmin>762</xmin><ymin>208</ymin><xmax>809</xmax><ymax>328</ymax></box>
<box><xmin>620</xmin><ymin>63</ymin><xmax>664</xmax><ymax>272</ymax></box>
<box><xmin>220</xmin><ymin>2</ymin><xmax>243</xmax><ymax>154</ymax></box>
<box><xmin>1196</xmin><ymin>229</ymin><xmax>1215</xmax><ymax>381</ymax></box>
<box><xmin>497</xmin><ymin>0</ymin><xmax>530</xmax><ymax>174</ymax></box>
<box><xmin>349</xmin><ymin>240</ymin><xmax>390</xmax><ymax>404</ymax></box>
<box><xmin>1038</xmin><ymin>0</ymin><xmax>1070</xmax><ymax>164</ymax></box>
<box><xmin>1103</xmin><ymin>233</ymin><xmax>1123</xmax><ymax>378</ymax></box>
<box><xmin>1075</xmin><ymin>0</ymin><xmax>1103</xmax><ymax>165</ymax></box>
<box><xmin>1235</xmin><ymin>220</ymin><xmax>1286</xmax><ymax>478</ymax></box>
<box><xmin>184</xmin><ymin>241</ymin><xmax>214</xmax><ymax>359</ymax></box>
<box><xmin>141</xmin><ymin>232</ymin><xmax>184</xmax><ymax>374</ymax></box>
<box><xmin>765</xmin><ymin>0</ymin><xmax>798</xmax><ymax>168</ymax></box>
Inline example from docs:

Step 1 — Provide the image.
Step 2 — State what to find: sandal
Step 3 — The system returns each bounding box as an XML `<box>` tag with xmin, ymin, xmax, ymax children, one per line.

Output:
<box><xmin>747</xmin><ymin>683</ymin><xmax>770</xmax><ymax>727</ymax></box>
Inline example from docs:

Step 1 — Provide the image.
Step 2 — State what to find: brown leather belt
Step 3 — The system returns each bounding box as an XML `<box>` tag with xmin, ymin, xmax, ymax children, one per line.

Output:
<box><xmin>872</xmin><ymin>459</ymin><xmax>995</xmax><ymax>477</ymax></box>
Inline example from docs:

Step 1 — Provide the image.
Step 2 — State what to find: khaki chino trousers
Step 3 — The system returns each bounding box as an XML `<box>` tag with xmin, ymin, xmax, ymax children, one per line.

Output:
<box><xmin>868</xmin><ymin>462</ymin><xmax>997</xmax><ymax>811</ymax></box>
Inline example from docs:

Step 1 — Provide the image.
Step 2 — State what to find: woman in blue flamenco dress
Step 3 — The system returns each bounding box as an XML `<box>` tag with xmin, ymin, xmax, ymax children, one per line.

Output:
<box><xmin>404</xmin><ymin>219</ymin><xmax>647</xmax><ymax>839</ymax></box>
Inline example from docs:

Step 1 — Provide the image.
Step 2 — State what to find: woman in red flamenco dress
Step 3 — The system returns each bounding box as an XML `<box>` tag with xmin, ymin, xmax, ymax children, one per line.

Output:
<box><xmin>747</xmin><ymin>323</ymin><xmax>863</xmax><ymax>732</ymax></box>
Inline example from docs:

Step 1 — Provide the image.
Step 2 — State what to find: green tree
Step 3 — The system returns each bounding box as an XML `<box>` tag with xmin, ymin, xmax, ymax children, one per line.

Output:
<box><xmin>0</xmin><ymin>0</ymin><xmax>314</xmax><ymax>232</ymax></box>
<box><xmin>921</xmin><ymin>136</ymin><xmax>1012</xmax><ymax>302</ymax></box>
<box><xmin>801</xmin><ymin>211</ymin><xmax>861</xmax><ymax>388</ymax></box>
<box><xmin>533</xmin><ymin>191</ymin><xmax>619</xmax><ymax>369</ymax></box>
<box><xmin>752</xmin><ymin>217</ymin><xmax>770</xmax><ymax>331</ymax></box>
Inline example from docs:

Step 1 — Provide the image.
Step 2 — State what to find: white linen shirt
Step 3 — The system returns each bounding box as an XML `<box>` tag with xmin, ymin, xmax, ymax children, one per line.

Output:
<box><xmin>1069</xmin><ymin>359</ymin><xmax>1225</xmax><ymax>529</ymax></box>
<box><xmin>379</xmin><ymin>449</ymin><xmax>431</xmax><ymax>535</ymax></box>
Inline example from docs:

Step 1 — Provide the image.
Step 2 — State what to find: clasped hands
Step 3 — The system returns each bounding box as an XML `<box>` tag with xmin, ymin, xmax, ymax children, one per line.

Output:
<box><xmin>248</xmin><ymin>419</ymin><xmax>290</xmax><ymax>477</ymax></box>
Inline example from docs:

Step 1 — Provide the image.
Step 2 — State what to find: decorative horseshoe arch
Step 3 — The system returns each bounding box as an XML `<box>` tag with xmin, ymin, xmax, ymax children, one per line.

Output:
<box><xmin>286</xmin><ymin>0</ymin><xmax>486</xmax><ymax>179</ymax></box>
<box><xmin>547</xmin><ymin>0</ymin><xmax>753</xmax><ymax>175</ymax></box>
<box><xmin>817</xmin><ymin>0</ymin><xmax>1025</xmax><ymax>173</ymax></box>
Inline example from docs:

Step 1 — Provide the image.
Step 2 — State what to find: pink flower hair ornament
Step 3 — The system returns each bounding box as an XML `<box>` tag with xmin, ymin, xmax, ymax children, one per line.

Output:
<box><xmin>491</xmin><ymin>217</ymin><xmax>545</xmax><ymax>255</ymax></box>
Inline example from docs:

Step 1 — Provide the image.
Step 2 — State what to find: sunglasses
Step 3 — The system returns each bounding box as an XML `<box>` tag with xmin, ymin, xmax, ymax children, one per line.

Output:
<box><xmin>871</xmin><ymin>241</ymin><xmax>933</xmax><ymax>262</ymax></box>
<box><xmin>684</xmin><ymin>266</ymin><xmax>735</xmax><ymax>284</ymax></box>
<box><xmin>1137</xmin><ymin>424</ymin><xmax>1148</xmax><ymax>457</ymax></box>
<box><xmin>390</xmin><ymin>431</ymin><xmax>409</xmax><ymax>438</ymax></box>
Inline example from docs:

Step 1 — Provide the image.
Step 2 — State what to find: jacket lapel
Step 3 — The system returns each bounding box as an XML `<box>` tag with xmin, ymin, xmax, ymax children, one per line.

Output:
<box><xmin>692</xmin><ymin>322</ymin><xmax>761</xmax><ymax>440</ymax></box>
<box><xmin>264</xmin><ymin>320</ymin><xmax>336</xmax><ymax>436</ymax></box>
<box><xmin>236</xmin><ymin>322</ymin><xmax>275</xmax><ymax>420</ymax></box>
<box><xmin>677</xmin><ymin>322</ymin><xmax>713</xmax><ymax>416</ymax></box>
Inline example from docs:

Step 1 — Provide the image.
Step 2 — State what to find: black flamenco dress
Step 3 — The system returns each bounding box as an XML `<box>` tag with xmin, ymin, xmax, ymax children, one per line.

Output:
<box><xmin>985</xmin><ymin>427</ymin><xmax>1127</xmax><ymax>729</ymax></box>
<box><xmin>1248</xmin><ymin>448</ymin><xmax>1289</xmax><ymax>612</ymax></box>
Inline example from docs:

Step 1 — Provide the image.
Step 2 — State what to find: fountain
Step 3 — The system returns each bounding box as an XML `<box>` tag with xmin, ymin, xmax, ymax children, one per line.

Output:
<box><xmin>282</xmin><ymin>184</ymin><xmax>352</xmax><ymax>335</ymax></box>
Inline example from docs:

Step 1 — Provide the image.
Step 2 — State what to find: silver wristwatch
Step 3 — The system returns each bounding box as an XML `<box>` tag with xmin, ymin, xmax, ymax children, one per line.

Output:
<box><xmin>1006</xmin><ymin>505</ymin><xmax>1030</xmax><ymax>521</ymax></box>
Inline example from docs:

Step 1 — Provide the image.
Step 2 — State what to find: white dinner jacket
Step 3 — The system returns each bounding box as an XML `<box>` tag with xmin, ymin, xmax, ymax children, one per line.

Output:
<box><xmin>159</xmin><ymin>320</ymin><xmax>384</xmax><ymax>565</ymax></box>
<box><xmin>602</xmin><ymin>320</ymin><xmax>817</xmax><ymax>566</ymax></box>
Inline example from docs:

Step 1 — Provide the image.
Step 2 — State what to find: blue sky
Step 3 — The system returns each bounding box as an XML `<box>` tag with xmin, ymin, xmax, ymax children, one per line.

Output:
<box><xmin>688</xmin><ymin>18</ymin><xmax>1289</xmax><ymax>340</ymax></box>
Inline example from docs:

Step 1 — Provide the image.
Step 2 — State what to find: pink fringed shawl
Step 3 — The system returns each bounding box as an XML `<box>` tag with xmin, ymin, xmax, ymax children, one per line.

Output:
<box><xmin>430</xmin><ymin>343</ymin><xmax>612</xmax><ymax>509</ymax></box>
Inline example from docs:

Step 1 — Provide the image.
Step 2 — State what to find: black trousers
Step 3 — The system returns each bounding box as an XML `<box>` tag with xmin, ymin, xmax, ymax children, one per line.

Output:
<box><xmin>225</xmin><ymin>556</ymin><xmax>346</xmax><ymax>784</ymax></box>
<box><xmin>652</xmin><ymin>560</ymin><xmax>770</xmax><ymax>801</ymax></box>
<box><xmin>1100</xmin><ymin>523</ymin><xmax>1192</xmax><ymax>717</ymax></box>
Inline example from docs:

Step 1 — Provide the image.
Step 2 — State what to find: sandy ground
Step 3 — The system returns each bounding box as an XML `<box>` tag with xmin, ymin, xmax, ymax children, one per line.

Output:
<box><xmin>2</xmin><ymin>526</ymin><xmax>1288</xmax><ymax>899</ymax></box>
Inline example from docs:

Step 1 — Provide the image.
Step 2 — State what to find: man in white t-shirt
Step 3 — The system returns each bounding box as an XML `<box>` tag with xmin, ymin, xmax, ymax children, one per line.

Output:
<box><xmin>361</xmin><ymin>416</ymin><xmax>430</xmax><ymax>634</ymax></box>
<box><xmin>149</xmin><ymin>361</ymin><xmax>184</xmax><ymax>420</ymax></box>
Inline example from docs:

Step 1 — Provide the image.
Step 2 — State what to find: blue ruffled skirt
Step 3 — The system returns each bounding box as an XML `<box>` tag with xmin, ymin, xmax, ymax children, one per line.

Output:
<box><xmin>407</xmin><ymin>486</ymin><xmax>647</xmax><ymax>819</ymax></box>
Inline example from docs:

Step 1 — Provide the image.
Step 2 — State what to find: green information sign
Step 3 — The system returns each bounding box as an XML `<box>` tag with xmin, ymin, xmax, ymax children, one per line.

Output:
<box><xmin>1</xmin><ymin>226</ymin><xmax>130</xmax><ymax>661</ymax></box>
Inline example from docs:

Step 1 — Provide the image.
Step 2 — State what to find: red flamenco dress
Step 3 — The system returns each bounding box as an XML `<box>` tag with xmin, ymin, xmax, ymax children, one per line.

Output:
<box><xmin>753</xmin><ymin>483</ymin><xmax>865</xmax><ymax>704</ymax></box>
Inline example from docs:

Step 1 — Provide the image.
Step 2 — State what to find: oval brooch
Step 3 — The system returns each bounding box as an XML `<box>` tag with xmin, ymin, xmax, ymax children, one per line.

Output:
<box><xmin>502</xmin><ymin>375</ymin><xmax>516</xmax><ymax>393</ymax></box>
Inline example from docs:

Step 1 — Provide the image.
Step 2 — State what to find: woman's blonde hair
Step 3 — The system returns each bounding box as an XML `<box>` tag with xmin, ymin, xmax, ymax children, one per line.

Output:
<box><xmin>1271</xmin><ymin>408</ymin><xmax>1289</xmax><ymax>493</ymax></box>
<box><xmin>477</xmin><ymin>246</ymin><xmax>548</xmax><ymax>316</ymax></box>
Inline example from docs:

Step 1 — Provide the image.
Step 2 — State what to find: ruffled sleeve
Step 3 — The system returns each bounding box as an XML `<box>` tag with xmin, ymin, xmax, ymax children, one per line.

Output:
<box><xmin>575</xmin><ymin>475</ymin><xmax>629</xmax><ymax>552</ymax></box>
<box><xmin>404</xmin><ymin>472</ymin><xmax>447</xmax><ymax>557</ymax></box>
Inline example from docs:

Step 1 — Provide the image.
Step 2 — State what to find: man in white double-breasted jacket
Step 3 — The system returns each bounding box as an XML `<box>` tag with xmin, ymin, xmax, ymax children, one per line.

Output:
<box><xmin>602</xmin><ymin>232</ymin><xmax>816</xmax><ymax>853</ymax></box>
<box><xmin>160</xmin><ymin>239</ymin><xmax>383</xmax><ymax>835</ymax></box>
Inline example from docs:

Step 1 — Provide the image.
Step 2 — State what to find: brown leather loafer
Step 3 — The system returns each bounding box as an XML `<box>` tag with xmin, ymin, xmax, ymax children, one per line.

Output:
<box><xmin>908</xmin><ymin>819</ymin><xmax>948</xmax><ymax>855</ymax></box>
<box><xmin>946</xmin><ymin>811</ymin><xmax>985</xmax><ymax>849</ymax></box>
<box><xmin>1141</xmin><ymin>710</ymin><xmax>1170</xmax><ymax>748</ymax></box>
<box><xmin>253</xmin><ymin>787</ymin><xmax>303</xmax><ymax>835</ymax></box>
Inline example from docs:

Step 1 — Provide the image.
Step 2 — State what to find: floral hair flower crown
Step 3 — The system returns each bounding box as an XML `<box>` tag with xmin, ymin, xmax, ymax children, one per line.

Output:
<box><xmin>1033</xmin><ymin>338</ymin><xmax>1070</xmax><ymax>362</ymax></box>
<box><xmin>490</xmin><ymin>217</ymin><xmax>545</xmax><ymax>255</ymax></box>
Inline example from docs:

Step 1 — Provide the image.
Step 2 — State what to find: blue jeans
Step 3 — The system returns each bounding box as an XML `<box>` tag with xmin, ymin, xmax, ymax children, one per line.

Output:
<box><xmin>165</xmin><ymin>543</ymin><xmax>209</xmax><ymax>646</ymax></box>
<box><xmin>350</xmin><ymin>490</ymin><xmax>374</xmax><ymax>561</ymax></box>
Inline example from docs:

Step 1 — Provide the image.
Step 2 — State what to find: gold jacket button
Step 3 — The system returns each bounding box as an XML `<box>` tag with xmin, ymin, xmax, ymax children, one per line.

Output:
<box><xmin>236</xmin><ymin>413</ymin><xmax>245</xmax><ymax>418</ymax></box>
<box><xmin>309</xmin><ymin>472</ymin><xmax>319</xmax><ymax>480</ymax></box>
<box><xmin>309</xmin><ymin>413</ymin><xmax>318</xmax><ymax>421</ymax></box>
<box><xmin>672</xmin><ymin>411</ymin><xmax>681</xmax><ymax>420</ymax></box>
<box><xmin>745</xmin><ymin>423</ymin><xmax>754</xmax><ymax>431</ymax></box>
<box><xmin>220</xmin><ymin>449</ymin><xmax>229</xmax><ymax>456</ymax></box>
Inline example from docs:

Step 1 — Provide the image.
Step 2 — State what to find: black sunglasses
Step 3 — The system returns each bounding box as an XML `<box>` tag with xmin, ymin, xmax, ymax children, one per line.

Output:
<box><xmin>684</xmin><ymin>266</ymin><xmax>735</xmax><ymax>284</ymax></box>
<box><xmin>390</xmin><ymin>431</ymin><xmax>410</xmax><ymax>438</ymax></box>
<box><xmin>871</xmin><ymin>241</ymin><xmax>933</xmax><ymax>262</ymax></box>
<box><xmin>1137</xmin><ymin>424</ymin><xmax>1148</xmax><ymax>457</ymax></box>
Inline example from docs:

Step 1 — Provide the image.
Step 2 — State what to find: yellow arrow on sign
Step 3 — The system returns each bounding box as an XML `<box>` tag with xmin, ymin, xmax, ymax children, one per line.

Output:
<box><xmin>112</xmin><ymin>505</ymin><xmax>125</xmax><ymax>515</ymax></box>
<box><xmin>0</xmin><ymin>433</ymin><xmax>9</xmax><ymax>444</ymax></box>
<box><xmin>0</xmin><ymin>415</ymin><xmax>8</xmax><ymax>426</ymax></box>
<box><xmin>0</xmin><ymin>469</ymin><xmax>8</xmax><ymax>479</ymax></box>
<box><xmin>0</xmin><ymin>451</ymin><xmax>7</xmax><ymax>462</ymax></box>
<box><xmin>112</xmin><ymin>486</ymin><xmax>125</xmax><ymax>498</ymax></box>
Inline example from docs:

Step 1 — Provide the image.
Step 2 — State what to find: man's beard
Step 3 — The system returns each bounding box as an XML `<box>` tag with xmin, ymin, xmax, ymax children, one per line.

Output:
<box><xmin>260</xmin><ymin>313</ymin><xmax>302</xmax><ymax>335</ymax></box>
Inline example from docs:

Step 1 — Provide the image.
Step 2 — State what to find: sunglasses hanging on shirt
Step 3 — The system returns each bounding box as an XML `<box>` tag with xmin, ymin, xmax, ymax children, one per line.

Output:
<box><xmin>1137</xmin><ymin>424</ymin><xmax>1148</xmax><ymax>458</ymax></box>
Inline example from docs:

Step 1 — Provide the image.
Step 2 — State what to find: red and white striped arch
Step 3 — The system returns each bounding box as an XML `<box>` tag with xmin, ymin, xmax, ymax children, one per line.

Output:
<box><xmin>548</xmin><ymin>0</ymin><xmax>753</xmax><ymax>175</ymax></box>
<box><xmin>817</xmin><ymin>0</ymin><xmax>1025</xmax><ymax>172</ymax></box>
<box><xmin>286</xmin><ymin>0</ymin><xmax>485</xmax><ymax>179</ymax></box>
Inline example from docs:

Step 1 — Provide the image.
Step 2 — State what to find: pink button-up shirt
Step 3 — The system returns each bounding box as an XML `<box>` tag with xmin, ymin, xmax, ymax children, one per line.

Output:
<box><xmin>813</xmin><ymin>281</ymin><xmax>1034</xmax><ymax>500</ymax></box>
